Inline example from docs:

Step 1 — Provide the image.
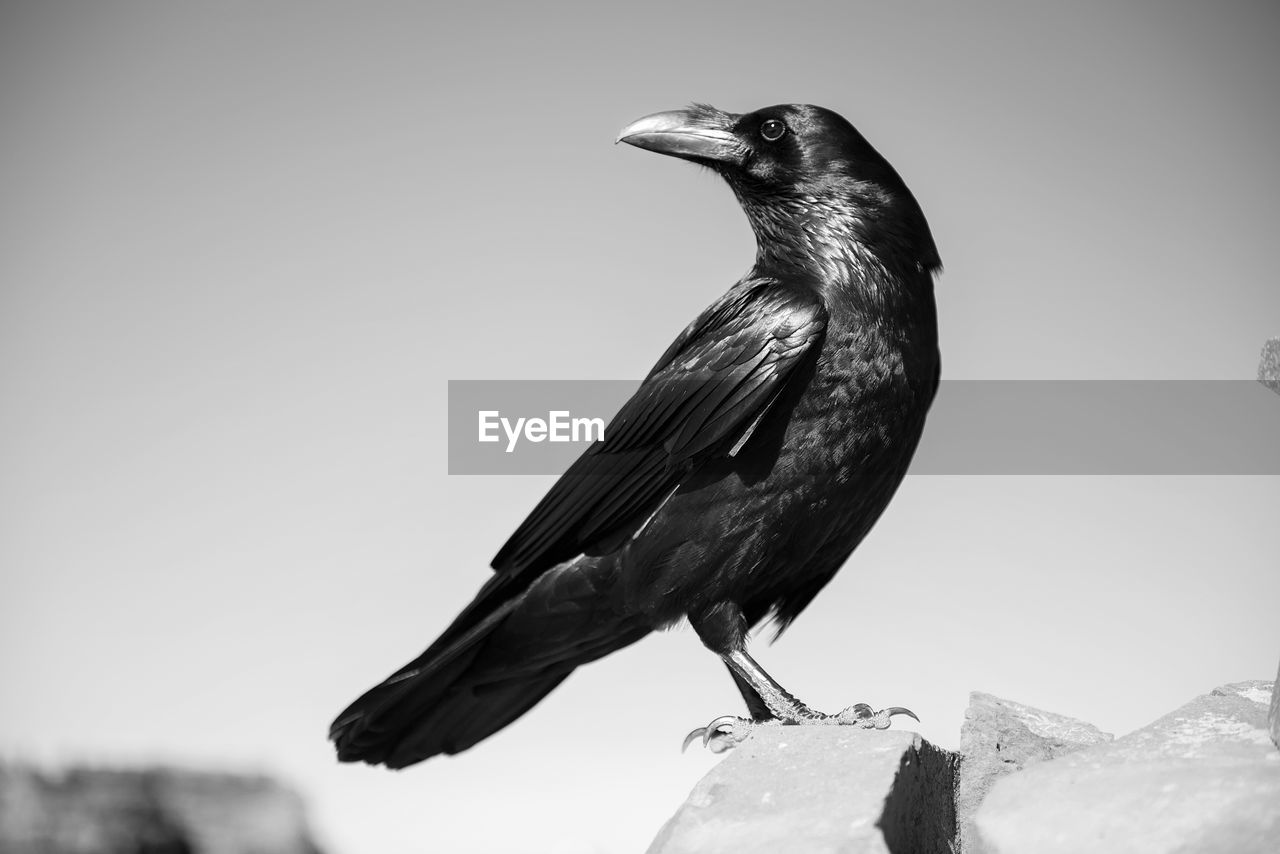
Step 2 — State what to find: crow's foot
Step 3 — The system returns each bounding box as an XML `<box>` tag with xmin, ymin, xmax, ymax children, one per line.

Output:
<box><xmin>682</xmin><ymin>715</ymin><xmax>759</xmax><ymax>754</ymax></box>
<box><xmin>681</xmin><ymin>704</ymin><xmax>919</xmax><ymax>753</ymax></box>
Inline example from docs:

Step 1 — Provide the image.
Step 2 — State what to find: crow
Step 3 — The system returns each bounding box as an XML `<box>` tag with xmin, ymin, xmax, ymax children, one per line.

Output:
<box><xmin>330</xmin><ymin>103</ymin><xmax>941</xmax><ymax>767</ymax></box>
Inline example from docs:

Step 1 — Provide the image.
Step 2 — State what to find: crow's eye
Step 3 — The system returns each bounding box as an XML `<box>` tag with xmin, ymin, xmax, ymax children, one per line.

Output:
<box><xmin>760</xmin><ymin>119</ymin><xmax>787</xmax><ymax>142</ymax></box>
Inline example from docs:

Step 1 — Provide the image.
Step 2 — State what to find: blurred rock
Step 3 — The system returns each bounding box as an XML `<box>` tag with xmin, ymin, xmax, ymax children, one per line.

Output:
<box><xmin>1260</xmin><ymin>337</ymin><xmax>1280</xmax><ymax>393</ymax></box>
<box><xmin>971</xmin><ymin>681</ymin><xmax>1280</xmax><ymax>854</ymax></box>
<box><xmin>0</xmin><ymin>764</ymin><xmax>324</xmax><ymax>854</ymax></box>
<box><xmin>648</xmin><ymin>727</ymin><xmax>956</xmax><ymax>854</ymax></box>
<box><xmin>956</xmin><ymin>692</ymin><xmax>1112</xmax><ymax>853</ymax></box>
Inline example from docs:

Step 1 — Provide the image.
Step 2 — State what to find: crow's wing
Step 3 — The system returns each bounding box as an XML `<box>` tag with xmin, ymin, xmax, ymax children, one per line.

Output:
<box><xmin>491</xmin><ymin>279</ymin><xmax>827</xmax><ymax>577</ymax></box>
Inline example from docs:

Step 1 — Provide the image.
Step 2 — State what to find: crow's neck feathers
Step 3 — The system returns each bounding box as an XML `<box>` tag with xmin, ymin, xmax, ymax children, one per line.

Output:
<box><xmin>733</xmin><ymin>179</ymin><xmax>939</xmax><ymax>316</ymax></box>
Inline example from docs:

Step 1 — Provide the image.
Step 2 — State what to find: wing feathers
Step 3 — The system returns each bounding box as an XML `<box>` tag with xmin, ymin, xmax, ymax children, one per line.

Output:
<box><xmin>490</xmin><ymin>279</ymin><xmax>827</xmax><ymax>590</ymax></box>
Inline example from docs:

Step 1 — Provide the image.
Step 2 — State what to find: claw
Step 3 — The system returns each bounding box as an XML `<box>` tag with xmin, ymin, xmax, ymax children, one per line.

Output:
<box><xmin>702</xmin><ymin>715</ymin><xmax>738</xmax><ymax>747</ymax></box>
<box><xmin>681</xmin><ymin>727</ymin><xmax>707</xmax><ymax>753</ymax></box>
<box><xmin>834</xmin><ymin>703</ymin><xmax>921</xmax><ymax>729</ymax></box>
<box><xmin>681</xmin><ymin>715</ymin><xmax>751</xmax><ymax>753</ymax></box>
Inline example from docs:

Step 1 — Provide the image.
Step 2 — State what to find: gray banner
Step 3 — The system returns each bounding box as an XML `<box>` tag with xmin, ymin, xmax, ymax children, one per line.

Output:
<box><xmin>447</xmin><ymin>380</ymin><xmax>1280</xmax><ymax>475</ymax></box>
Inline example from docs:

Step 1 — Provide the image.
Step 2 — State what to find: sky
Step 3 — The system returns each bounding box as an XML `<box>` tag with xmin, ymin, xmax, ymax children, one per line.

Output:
<box><xmin>1</xmin><ymin>2</ymin><xmax>1278</xmax><ymax>853</ymax></box>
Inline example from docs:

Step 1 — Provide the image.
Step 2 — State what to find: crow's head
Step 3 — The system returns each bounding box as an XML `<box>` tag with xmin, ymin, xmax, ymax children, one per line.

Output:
<box><xmin>618</xmin><ymin>103</ymin><xmax>940</xmax><ymax>277</ymax></box>
<box><xmin>619</xmin><ymin>104</ymin><xmax>891</xmax><ymax>193</ymax></box>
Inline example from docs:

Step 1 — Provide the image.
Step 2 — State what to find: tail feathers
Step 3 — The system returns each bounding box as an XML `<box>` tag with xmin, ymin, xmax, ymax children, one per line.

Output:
<box><xmin>381</xmin><ymin>673</ymin><xmax>570</xmax><ymax>767</ymax></box>
<box><xmin>330</xmin><ymin>594</ymin><xmax>518</xmax><ymax>767</ymax></box>
<box><xmin>330</xmin><ymin>559</ymin><xmax>650</xmax><ymax>769</ymax></box>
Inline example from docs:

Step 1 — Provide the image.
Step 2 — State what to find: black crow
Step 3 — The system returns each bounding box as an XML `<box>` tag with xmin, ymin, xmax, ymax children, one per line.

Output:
<box><xmin>331</xmin><ymin>103</ymin><xmax>941</xmax><ymax>767</ymax></box>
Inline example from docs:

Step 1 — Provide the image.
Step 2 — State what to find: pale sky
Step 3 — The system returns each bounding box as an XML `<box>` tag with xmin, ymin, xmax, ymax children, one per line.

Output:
<box><xmin>2</xmin><ymin>3</ymin><xmax>1278</xmax><ymax>853</ymax></box>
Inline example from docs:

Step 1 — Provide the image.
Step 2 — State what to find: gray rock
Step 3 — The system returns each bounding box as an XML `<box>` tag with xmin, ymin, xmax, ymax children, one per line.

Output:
<box><xmin>648</xmin><ymin>727</ymin><xmax>956</xmax><ymax>854</ymax></box>
<box><xmin>1271</xmin><ymin>661</ymin><xmax>1280</xmax><ymax>749</ymax></box>
<box><xmin>1260</xmin><ymin>337</ymin><xmax>1280</xmax><ymax>394</ymax></box>
<box><xmin>0</xmin><ymin>764</ymin><xmax>324</xmax><ymax>854</ymax></box>
<box><xmin>972</xmin><ymin>681</ymin><xmax>1280</xmax><ymax>854</ymax></box>
<box><xmin>956</xmin><ymin>692</ymin><xmax>1112</xmax><ymax>853</ymax></box>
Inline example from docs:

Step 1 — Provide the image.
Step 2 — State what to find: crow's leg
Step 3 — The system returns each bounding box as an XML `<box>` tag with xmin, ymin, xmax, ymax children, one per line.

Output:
<box><xmin>727</xmin><ymin>663</ymin><xmax>775</xmax><ymax>723</ymax></box>
<box><xmin>683</xmin><ymin>604</ymin><xmax>918</xmax><ymax>752</ymax></box>
<box><xmin>683</xmin><ymin>603</ymin><xmax>918</xmax><ymax>752</ymax></box>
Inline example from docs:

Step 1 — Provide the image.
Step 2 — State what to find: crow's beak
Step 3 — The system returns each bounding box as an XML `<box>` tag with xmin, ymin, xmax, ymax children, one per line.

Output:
<box><xmin>617</xmin><ymin>110</ymin><xmax>747</xmax><ymax>167</ymax></box>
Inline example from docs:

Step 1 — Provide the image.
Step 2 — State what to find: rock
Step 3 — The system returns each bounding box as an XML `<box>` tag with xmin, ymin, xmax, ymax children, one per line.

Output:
<box><xmin>971</xmin><ymin>681</ymin><xmax>1280</xmax><ymax>854</ymax></box>
<box><xmin>956</xmin><ymin>692</ymin><xmax>1112</xmax><ymax>853</ymax></box>
<box><xmin>648</xmin><ymin>727</ymin><xmax>956</xmax><ymax>854</ymax></box>
<box><xmin>1272</xmin><ymin>662</ymin><xmax>1280</xmax><ymax>749</ymax></box>
<box><xmin>1260</xmin><ymin>337</ymin><xmax>1280</xmax><ymax>394</ymax></box>
<box><xmin>0</xmin><ymin>764</ymin><xmax>324</xmax><ymax>854</ymax></box>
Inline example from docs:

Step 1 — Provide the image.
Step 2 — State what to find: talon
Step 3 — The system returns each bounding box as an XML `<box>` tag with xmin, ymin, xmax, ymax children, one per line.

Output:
<box><xmin>702</xmin><ymin>715</ymin><xmax>738</xmax><ymax>747</ymax></box>
<box><xmin>682</xmin><ymin>728</ymin><xmax>707</xmax><ymax>753</ymax></box>
<box><xmin>860</xmin><ymin>705</ymin><xmax>920</xmax><ymax>730</ymax></box>
<box><xmin>682</xmin><ymin>715</ymin><xmax>753</xmax><ymax>753</ymax></box>
<box><xmin>834</xmin><ymin>703</ymin><xmax>920</xmax><ymax>729</ymax></box>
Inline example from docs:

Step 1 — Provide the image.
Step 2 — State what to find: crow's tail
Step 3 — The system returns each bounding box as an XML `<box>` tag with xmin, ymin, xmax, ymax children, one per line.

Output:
<box><xmin>329</xmin><ymin>557</ymin><xmax>648</xmax><ymax>768</ymax></box>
